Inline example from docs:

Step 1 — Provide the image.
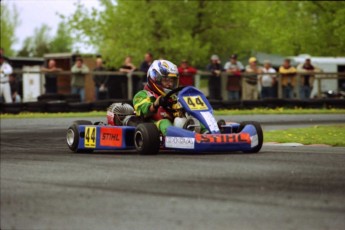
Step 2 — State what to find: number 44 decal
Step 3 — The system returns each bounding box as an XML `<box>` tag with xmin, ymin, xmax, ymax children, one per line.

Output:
<box><xmin>85</xmin><ymin>126</ymin><xmax>96</xmax><ymax>148</ymax></box>
<box><xmin>183</xmin><ymin>96</ymin><xmax>208</xmax><ymax>110</ymax></box>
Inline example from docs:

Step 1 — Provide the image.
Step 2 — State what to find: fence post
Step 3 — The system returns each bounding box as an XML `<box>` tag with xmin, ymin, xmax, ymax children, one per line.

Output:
<box><xmin>195</xmin><ymin>73</ymin><xmax>200</xmax><ymax>89</ymax></box>
<box><xmin>127</xmin><ymin>72</ymin><xmax>133</xmax><ymax>100</ymax></box>
<box><xmin>296</xmin><ymin>74</ymin><xmax>301</xmax><ymax>99</ymax></box>
<box><xmin>221</xmin><ymin>72</ymin><xmax>228</xmax><ymax>101</ymax></box>
<box><xmin>317</xmin><ymin>75</ymin><xmax>322</xmax><ymax>99</ymax></box>
<box><xmin>278</xmin><ymin>73</ymin><xmax>282</xmax><ymax>99</ymax></box>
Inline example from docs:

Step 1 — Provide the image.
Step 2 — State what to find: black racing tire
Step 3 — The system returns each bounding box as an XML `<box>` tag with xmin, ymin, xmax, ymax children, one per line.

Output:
<box><xmin>239</xmin><ymin>121</ymin><xmax>263</xmax><ymax>153</ymax></box>
<box><xmin>134</xmin><ymin>123</ymin><xmax>160</xmax><ymax>155</ymax></box>
<box><xmin>66</xmin><ymin>120</ymin><xmax>93</xmax><ymax>153</ymax></box>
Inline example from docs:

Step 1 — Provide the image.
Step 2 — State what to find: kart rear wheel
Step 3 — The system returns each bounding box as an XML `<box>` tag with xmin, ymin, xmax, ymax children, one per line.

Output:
<box><xmin>239</xmin><ymin>121</ymin><xmax>263</xmax><ymax>153</ymax></box>
<box><xmin>66</xmin><ymin>120</ymin><xmax>93</xmax><ymax>153</ymax></box>
<box><xmin>134</xmin><ymin>123</ymin><xmax>160</xmax><ymax>155</ymax></box>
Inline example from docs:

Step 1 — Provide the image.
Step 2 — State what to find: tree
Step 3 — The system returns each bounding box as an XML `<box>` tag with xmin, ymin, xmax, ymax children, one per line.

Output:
<box><xmin>17</xmin><ymin>24</ymin><xmax>51</xmax><ymax>57</ymax></box>
<box><xmin>238</xmin><ymin>1</ymin><xmax>345</xmax><ymax>57</ymax></box>
<box><xmin>64</xmin><ymin>0</ymin><xmax>345</xmax><ymax>68</ymax></box>
<box><xmin>0</xmin><ymin>3</ymin><xmax>20</xmax><ymax>56</ymax></box>
<box><xmin>64</xmin><ymin>0</ymin><xmax>242</xmax><ymax>67</ymax></box>
<box><xmin>17</xmin><ymin>22</ymin><xmax>74</xmax><ymax>57</ymax></box>
<box><xmin>50</xmin><ymin>22</ymin><xmax>74</xmax><ymax>53</ymax></box>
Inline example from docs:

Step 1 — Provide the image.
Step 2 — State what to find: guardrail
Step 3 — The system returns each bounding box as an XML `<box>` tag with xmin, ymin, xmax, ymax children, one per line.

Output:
<box><xmin>195</xmin><ymin>71</ymin><xmax>345</xmax><ymax>100</ymax></box>
<box><xmin>10</xmin><ymin>70</ymin><xmax>345</xmax><ymax>101</ymax></box>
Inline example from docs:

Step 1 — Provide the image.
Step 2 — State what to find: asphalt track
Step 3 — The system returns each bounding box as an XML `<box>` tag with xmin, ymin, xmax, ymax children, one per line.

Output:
<box><xmin>1</xmin><ymin>115</ymin><xmax>345</xmax><ymax>230</ymax></box>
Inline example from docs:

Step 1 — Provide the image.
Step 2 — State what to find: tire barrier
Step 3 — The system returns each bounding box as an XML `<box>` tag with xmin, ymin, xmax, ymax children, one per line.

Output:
<box><xmin>68</xmin><ymin>102</ymin><xmax>92</xmax><ymax>112</ymax></box>
<box><xmin>1</xmin><ymin>98</ymin><xmax>344</xmax><ymax>114</ymax></box>
<box><xmin>46</xmin><ymin>101</ymin><xmax>69</xmax><ymax>113</ymax></box>
<box><xmin>23</xmin><ymin>102</ymin><xmax>47</xmax><ymax>113</ymax></box>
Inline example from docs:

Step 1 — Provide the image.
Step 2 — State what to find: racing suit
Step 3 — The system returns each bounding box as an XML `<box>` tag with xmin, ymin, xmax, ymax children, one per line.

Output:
<box><xmin>133</xmin><ymin>85</ymin><xmax>174</xmax><ymax>135</ymax></box>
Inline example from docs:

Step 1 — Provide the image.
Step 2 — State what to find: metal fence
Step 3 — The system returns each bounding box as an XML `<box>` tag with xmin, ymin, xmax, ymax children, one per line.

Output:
<box><xmin>11</xmin><ymin>69</ymin><xmax>345</xmax><ymax>101</ymax></box>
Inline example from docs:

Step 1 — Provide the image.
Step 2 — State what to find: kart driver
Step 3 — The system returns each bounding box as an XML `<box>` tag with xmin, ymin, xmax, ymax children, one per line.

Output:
<box><xmin>133</xmin><ymin>60</ymin><xmax>180</xmax><ymax>135</ymax></box>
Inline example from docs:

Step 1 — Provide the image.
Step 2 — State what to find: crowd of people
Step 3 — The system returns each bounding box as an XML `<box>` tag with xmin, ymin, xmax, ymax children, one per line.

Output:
<box><xmin>0</xmin><ymin>48</ymin><xmax>323</xmax><ymax>103</ymax></box>
<box><xmin>206</xmin><ymin>54</ymin><xmax>323</xmax><ymax>101</ymax></box>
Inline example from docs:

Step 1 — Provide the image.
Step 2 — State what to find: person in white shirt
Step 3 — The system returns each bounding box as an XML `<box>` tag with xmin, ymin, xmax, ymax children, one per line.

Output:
<box><xmin>259</xmin><ymin>60</ymin><xmax>276</xmax><ymax>99</ymax></box>
<box><xmin>0</xmin><ymin>54</ymin><xmax>13</xmax><ymax>103</ymax></box>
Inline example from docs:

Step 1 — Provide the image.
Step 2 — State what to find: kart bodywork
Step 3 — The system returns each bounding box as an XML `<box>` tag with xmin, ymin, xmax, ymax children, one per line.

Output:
<box><xmin>66</xmin><ymin>86</ymin><xmax>263</xmax><ymax>154</ymax></box>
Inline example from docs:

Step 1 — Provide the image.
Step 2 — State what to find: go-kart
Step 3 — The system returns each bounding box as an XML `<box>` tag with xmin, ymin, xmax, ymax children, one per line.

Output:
<box><xmin>66</xmin><ymin>86</ymin><xmax>263</xmax><ymax>154</ymax></box>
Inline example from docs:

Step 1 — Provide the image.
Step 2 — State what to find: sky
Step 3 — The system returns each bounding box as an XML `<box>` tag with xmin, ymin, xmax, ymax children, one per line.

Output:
<box><xmin>4</xmin><ymin>0</ymin><xmax>102</xmax><ymax>53</ymax></box>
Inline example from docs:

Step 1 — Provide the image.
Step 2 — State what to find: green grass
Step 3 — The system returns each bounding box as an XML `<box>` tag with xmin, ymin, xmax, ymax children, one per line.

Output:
<box><xmin>1</xmin><ymin>110</ymin><xmax>344</xmax><ymax>146</ymax></box>
<box><xmin>0</xmin><ymin>111</ymin><xmax>106</xmax><ymax>119</ymax></box>
<box><xmin>264</xmin><ymin>125</ymin><xmax>345</xmax><ymax>147</ymax></box>
<box><xmin>215</xmin><ymin>108</ymin><xmax>345</xmax><ymax>115</ymax></box>
<box><xmin>0</xmin><ymin>108</ymin><xmax>344</xmax><ymax>119</ymax></box>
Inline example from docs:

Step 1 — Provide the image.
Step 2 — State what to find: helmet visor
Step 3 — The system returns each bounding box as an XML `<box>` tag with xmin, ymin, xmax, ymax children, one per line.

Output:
<box><xmin>161</xmin><ymin>74</ymin><xmax>179</xmax><ymax>90</ymax></box>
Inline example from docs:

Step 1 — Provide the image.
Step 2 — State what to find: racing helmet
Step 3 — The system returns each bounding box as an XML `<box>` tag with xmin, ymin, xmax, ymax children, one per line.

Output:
<box><xmin>147</xmin><ymin>60</ymin><xmax>179</xmax><ymax>96</ymax></box>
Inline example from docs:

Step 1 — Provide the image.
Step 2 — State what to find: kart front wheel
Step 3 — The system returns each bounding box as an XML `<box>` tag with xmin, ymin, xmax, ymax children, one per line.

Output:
<box><xmin>134</xmin><ymin>123</ymin><xmax>160</xmax><ymax>155</ymax></box>
<box><xmin>66</xmin><ymin>120</ymin><xmax>93</xmax><ymax>153</ymax></box>
<box><xmin>239</xmin><ymin>121</ymin><xmax>263</xmax><ymax>153</ymax></box>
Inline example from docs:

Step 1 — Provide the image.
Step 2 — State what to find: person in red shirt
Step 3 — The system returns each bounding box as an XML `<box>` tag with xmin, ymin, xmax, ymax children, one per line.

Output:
<box><xmin>177</xmin><ymin>60</ymin><xmax>197</xmax><ymax>87</ymax></box>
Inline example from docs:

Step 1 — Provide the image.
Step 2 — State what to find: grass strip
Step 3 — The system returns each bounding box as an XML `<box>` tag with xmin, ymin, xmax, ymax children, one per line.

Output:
<box><xmin>264</xmin><ymin>125</ymin><xmax>345</xmax><ymax>147</ymax></box>
<box><xmin>215</xmin><ymin>108</ymin><xmax>345</xmax><ymax>115</ymax></box>
<box><xmin>1</xmin><ymin>108</ymin><xmax>345</xmax><ymax>119</ymax></box>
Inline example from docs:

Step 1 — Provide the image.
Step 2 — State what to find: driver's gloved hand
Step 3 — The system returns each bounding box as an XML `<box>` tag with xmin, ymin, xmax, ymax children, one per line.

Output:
<box><xmin>153</xmin><ymin>96</ymin><xmax>167</xmax><ymax>109</ymax></box>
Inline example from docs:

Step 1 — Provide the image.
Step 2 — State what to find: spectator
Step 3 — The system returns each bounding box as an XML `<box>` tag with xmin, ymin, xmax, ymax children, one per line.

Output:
<box><xmin>41</xmin><ymin>59</ymin><xmax>62</xmax><ymax>94</ymax></box>
<box><xmin>113</xmin><ymin>56</ymin><xmax>133</xmax><ymax>99</ymax></box>
<box><xmin>279</xmin><ymin>59</ymin><xmax>297</xmax><ymax>99</ymax></box>
<box><xmin>224</xmin><ymin>54</ymin><xmax>244</xmax><ymax>100</ymax></box>
<box><xmin>120</xmin><ymin>56</ymin><xmax>137</xmax><ymax>73</ymax></box>
<box><xmin>206</xmin><ymin>54</ymin><xmax>223</xmax><ymax>100</ymax></box>
<box><xmin>93</xmin><ymin>57</ymin><xmax>109</xmax><ymax>100</ymax></box>
<box><xmin>0</xmin><ymin>54</ymin><xmax>13</xmax><ymax>103</ymax></box>
<box><xmin>9</xmin><ymin>74</ymin><xmax>21</xmax><ymax>102</ymax></box>
<box><xmin>120</xmin><ymin>56</ymin><xmax>136</xmax><ymax>98</ymax></box>
<box><xmin>297</xmin><ymin>58</ymin><xmax>321</xmax><ymax>99</ymax></box>
<box><xmin>138</xmin><ymin>52</ymin><xmax>153</xmax><ymax>91</ymax></box>
<box><xmin>177</xmin><ymin>59</ymin><xmax>197</xmax><ymax>87</ymax></box>
<box><xmin>243</xmin><ymin>57</ymin><xmax>262</xmax><ymax>100</ymax></box>
<box><xmin>259</xmin><ymin>60</ymin><xmax>276</xmax><ymax>99</ymax></box>
<box><xmin>71</xmin><ymin>57</ymin><xmax>89</xmax><ymax>101</ymax></box>
<box><xmin>107</xmin><ymin>66</ymin><xmax>125</xmax><ymax>99</ymax></box>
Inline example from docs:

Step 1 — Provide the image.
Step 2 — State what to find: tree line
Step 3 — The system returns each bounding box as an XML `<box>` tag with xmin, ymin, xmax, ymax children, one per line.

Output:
<box><xmin>2</xmin><ymin>1</ymin><xmax>344</xmax><ymax>68</ymax></box>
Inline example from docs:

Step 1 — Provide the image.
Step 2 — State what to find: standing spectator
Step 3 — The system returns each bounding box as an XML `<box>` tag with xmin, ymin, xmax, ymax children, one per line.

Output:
<box><xmin>107</xmin><ymin>66</ymin><xmax>123</xmax><ymax>99</ymax></box>
<box><xmin>41</xmin><ymin>59</ymin><xmax>62</xmax><ymax>94</ymax></box>
<box><xmin>71</xmin><ymin>57</ymin><xmax>89</xmax><ymax>102</ymax></box>
<box><xmin>259</xmin><ymin>60</ymin><xmax>276</xmax><ymax>99</ymax></box>
<box><xmin>0</xmin><ymin>54</ymin><xmax>13</xmax><ymax>103</ymax></box>
<box><xmin>119</xmin><ymin>56</ymin><xmax>137</xmax><ymax>98</ymax></box>
<box><xmin>138</xmin><ymin>52</ymin><xmax>153</xmax><ymax>91</ymax></box>
<box><xmin>9</xmin><ymin>74</ymin><xmax>21</xmax><ymax>102</ymax></box>
<box><xmin>297</xmin><ymin>58</ymin><xmax>321</xmax><ymax>99</ymax></box>
<box><xmin>224</xmin><ymin>54</ymin><xmax>244</xmax><ymax>100</ymax></box>
<box><xmin>178</xmin><ymin>59</ymin><xmax>197</xmax><ymax>87</ymax></box>
<box><xmin>120</xmin><ymin>56</ymin><xmax>137</xmax><ymax>73</ymax></box>
<box><xmin>93</xmin><ymin>57</ymin><xmax>109</xmax><ymax>100</ymax></box>
<box><xmin>206</xmin><ymin>55</ymin><xmax>223</xmax><ymax>100</ymax></box>
<box><xmin>243</xmin><ymin>57</ymin><xmax>262</xmax><ymax>100</ymax></box>
<box><xmin>279</xmin><ymin>59</ymin><xmax>297</xmax><ymax>99</ymax></box>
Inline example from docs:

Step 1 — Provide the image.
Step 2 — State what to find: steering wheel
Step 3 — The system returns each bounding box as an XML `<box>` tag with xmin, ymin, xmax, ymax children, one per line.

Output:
<box><xmin>162</xmin><ymin>86</ymin><xmax>186</xmax><ymax>111</ymax></box>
